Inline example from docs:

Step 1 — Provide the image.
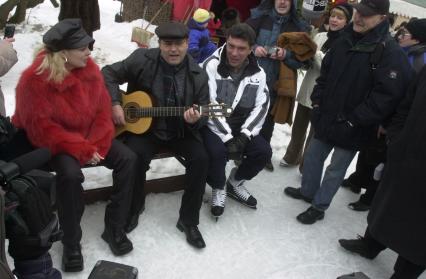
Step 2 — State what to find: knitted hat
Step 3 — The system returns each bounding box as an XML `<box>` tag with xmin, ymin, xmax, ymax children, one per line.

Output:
<box><xmin>332</xmin><ymin>3</ymin><xmax>354</xmax><ymax>22</ymax></box>
<box><xmin>405</xmin><ymin>18</ymin><xmax>426</xmax><ymax>43</ymax></box>
<box><xmin>193</xmin><ymin>8</ymin><xmax>211</xmax><ymax>24</ymax></box>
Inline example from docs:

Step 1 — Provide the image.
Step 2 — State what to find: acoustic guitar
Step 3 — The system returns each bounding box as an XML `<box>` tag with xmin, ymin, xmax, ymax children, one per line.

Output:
<box><xmin>115</xmin><ymin>91</ymin><xmax>233</xmax><ymax>136</ymax></box>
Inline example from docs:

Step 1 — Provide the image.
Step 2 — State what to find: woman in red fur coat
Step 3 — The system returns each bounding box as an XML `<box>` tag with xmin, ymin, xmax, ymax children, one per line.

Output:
<box><xmin>13</xmin><ymin>19</ymin><xmax>137</xmax><ymax>272</ymax></box>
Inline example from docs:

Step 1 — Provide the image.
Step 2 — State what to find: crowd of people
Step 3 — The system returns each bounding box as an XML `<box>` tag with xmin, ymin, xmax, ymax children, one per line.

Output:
<box><xmin>0</xmin><ymin>0</ymin><xmax>425</xmax><ymax>278</ymax></box>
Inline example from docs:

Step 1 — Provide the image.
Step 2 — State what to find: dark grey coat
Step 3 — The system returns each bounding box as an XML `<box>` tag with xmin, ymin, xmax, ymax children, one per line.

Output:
<box><xmin>102</xmin><ymin>48</ymin><xmax>210</xmax><ymax>140</ymax></box>
<box><xmin>368</xmin><ymin>66</ymin><xmax>426</xmax><ymax>266</ymax></box>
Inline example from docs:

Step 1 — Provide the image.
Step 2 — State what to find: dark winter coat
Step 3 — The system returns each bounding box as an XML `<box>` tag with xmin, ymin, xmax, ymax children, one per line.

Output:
<box><xmin>102</xmin><ymin>48</ymin><xmax>210</xmax><ymax>140</ymax></box>
<box><xmin>368</xmin><ymin>66</ymin><xmax>426</xmax><ymax>266</ymax></box>
<box><xmin>13</xmin><ymin>54</ymin><xmax>114</xmax><ymax>165</ymax></box>
<box><xmin>59</xmin><ymin>0</ymin><xmax>100</xmax><ymax>36</ymax></box>
<box><xmin>310</xmin><ymin>20</ymin><xmax>413</xmax><ymax>150</ymax></box>
<box><xmin>403</xmin><ymin>43</ymin><xmax>426</xmax><ymax>74</ymax></box>
<box><xmin>187</xmin><ymin>19</ymin><xmax>217</xmax><ymax>63</ymax></box>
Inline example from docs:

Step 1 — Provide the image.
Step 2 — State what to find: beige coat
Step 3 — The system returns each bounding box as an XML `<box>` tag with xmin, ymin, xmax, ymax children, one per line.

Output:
<box><xmin>296</xmin><ymin>32</ymin><xmax>327</xmax><ymax>108</ymax></box>
<box><xmin>0</xmin><ymin>41</ymin><xmax>17</xmax><ymax>116</ymax></box>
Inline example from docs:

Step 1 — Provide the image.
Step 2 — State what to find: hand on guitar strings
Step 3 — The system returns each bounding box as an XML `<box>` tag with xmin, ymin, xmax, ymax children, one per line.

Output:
<box><xmin>184</xmin><ymin>105</ymin><xmax>201</xmax><ymax>124</ymax></box>
<box><xmin>112</xmin><ymin>105</ymin><xmax>126</xmax><ymax>126</ymax></box>
<box><xmin>87</xmin><ymin>152</ymin><xmax>104</xmax><ymax>166</ymax></box>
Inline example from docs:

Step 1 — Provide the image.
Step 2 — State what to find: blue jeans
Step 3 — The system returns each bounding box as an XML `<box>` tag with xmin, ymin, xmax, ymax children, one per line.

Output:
<box><xmin>300</xmin><ymin>138</ymin><xmax>356</xmax><ymax>211</ymax></box>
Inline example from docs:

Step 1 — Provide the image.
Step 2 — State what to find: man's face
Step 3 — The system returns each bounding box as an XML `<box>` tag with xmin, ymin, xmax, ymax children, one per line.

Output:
<box><xmin>226</xmin><ymin>36</ymin><xmax>252</xmax><ymax>70</ymax></box>
<box><xmin>352</xmin><ymin>10</ymin><xmax>385</xmax><ymax>34</ymax></box>
<box><xmin>159</xmin><ymin>38</ymin><xmax>188</xmax><ymax>65</ymax></box>
<box><xmin>275</xmin><ymin>0</ymin><xmax>292</xmax><ymax>15</ymax></box>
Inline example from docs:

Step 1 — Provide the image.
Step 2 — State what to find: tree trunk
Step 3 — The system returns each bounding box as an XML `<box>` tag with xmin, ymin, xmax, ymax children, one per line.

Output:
<box><xmin>0</xmin><ymin>0</ymin><xmax>19</xmax><ymax>29</ymax></box>
<box><xmin>8</xmin><ymin>0</ymin><xmax>44</xmax><ymax>24</ymax></box>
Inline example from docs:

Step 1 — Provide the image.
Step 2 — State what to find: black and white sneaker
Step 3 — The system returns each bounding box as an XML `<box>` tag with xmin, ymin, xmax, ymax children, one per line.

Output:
<box><xmin>211</xmin><ymin>188</ymin><xmax>226</xmax><ymax>220</ymax></box>
<box><xmin>226</xmin><ymin>168</ymin><xmax>257</xmax><ymax>209</ymax></box>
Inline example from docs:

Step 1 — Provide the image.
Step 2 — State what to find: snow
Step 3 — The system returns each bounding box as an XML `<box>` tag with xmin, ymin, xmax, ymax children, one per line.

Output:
<box><xmin>2</xmin><ymin>1</ymin><xmax>425</xmax><ymax>279</ymax></box>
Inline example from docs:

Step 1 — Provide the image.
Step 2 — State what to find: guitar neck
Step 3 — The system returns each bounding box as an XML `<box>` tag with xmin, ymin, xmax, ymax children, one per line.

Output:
<box><xmin>126</xmin><ymin>107</ymin><xmax>201</xmax><ymax>117</ymax></box>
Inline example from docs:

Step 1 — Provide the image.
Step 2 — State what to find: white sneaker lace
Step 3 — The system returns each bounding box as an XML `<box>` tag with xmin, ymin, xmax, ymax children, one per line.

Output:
<box><xmin>212</xmin><ymin>189</ymin><xmax>226</xmax><ymax>207</ymax></box>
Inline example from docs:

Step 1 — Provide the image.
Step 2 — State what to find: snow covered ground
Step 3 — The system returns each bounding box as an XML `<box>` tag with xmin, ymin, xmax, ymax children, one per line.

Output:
<box><xmin>2</xmin><ymin>1</ymin><xmax>425</xmax><ymax>278</ymax></box>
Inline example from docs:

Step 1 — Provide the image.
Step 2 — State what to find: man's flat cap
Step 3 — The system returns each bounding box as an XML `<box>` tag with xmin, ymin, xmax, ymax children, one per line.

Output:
<box><xmin>155</xmin><ymin>22</ymin><xmax>189</xmax><ymax>40</ymax></box>
<box><xmin>43</xmin><ymin>18</ymin><xmax>94</xmax><ymax>52</ymax></box>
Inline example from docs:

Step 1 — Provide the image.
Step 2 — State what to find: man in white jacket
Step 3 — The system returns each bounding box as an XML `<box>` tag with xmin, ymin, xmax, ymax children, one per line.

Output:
<box><xmin>201</xmin><ymin>23</ymin><xmax>271</xmax><ymax>219</ymax></box>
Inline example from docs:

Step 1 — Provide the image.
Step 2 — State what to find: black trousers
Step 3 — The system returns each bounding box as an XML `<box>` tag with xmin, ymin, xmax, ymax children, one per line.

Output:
<box><xmin>50</xmin><ymin>139</ymin><xmax>136</xmax><ymax>246</ymax></box>
<box><xmin>201</xmin><ymin>127</ymin><xmax>271</xmax><ymax>189</ymax></box>
<box><xmin>346</xmin><ymin>137</ymin><xmax>386</xmax><ymax>205</ymax></box>
<box><xmin>364</xmin><ymin>228</ymin><xmax>425</xmax><ymax>279</ymax></box>
<box><xmin>125</xmin><ymin>132</ymin><xmax>208</xmax><ymax>226</ymax></box>
<box><xmin>260</xmin><ymin>91</ymin><xmax>277</xmax><ymax>144</ymax></box>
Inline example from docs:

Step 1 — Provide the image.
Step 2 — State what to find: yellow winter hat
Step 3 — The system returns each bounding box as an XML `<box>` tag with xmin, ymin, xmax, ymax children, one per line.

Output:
<box><xmin>193</xmin><ymin>8</ymin><xmax>211</xmax><ymax>24</ymax></box>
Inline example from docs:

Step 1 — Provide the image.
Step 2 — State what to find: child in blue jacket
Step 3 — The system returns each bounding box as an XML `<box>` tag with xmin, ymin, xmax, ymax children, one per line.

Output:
<box><xmin>188</xmin><ymin>8</ymin><xmax>217</xmax><ymax>63</ymax></box>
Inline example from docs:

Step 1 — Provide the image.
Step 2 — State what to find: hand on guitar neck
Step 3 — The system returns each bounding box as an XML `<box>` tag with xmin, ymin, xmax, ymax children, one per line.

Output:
<box><xmin>183</xmin><ymin>105</ymin><xmax>201</xmax><ymax>124</ymax></box>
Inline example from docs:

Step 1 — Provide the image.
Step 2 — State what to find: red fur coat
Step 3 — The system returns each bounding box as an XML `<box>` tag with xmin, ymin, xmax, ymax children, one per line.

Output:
<box><xmin>12</xmin><ymin>54</ymin><xmax>114</xmax><ymax>165</ymax></box>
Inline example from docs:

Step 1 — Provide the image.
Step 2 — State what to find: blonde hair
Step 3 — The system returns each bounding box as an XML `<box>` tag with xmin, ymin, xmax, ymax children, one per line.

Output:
<box><xmin>36</xmin><ymin>46</ymin><xmax>69</xmax><ymax>83</ymax></box>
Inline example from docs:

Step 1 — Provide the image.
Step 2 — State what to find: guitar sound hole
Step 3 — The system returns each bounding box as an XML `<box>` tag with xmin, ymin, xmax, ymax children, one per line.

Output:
<box><xmin>124</xmin><ymin>102</ymin><xmax>139</xmax><ymax>123</ymax></box>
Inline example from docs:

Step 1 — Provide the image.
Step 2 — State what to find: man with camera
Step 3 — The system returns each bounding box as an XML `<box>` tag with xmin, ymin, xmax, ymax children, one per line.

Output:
<box><xmin>201</xmin><ymin>23</ymin><xmax>271</xmax><ymax>219</ymax></box>
<box><xmin>246</xmin><ymin>0</ymin><xmax>310</xmax><ymax>171</ymax></box>
<box><xmin>0</xmin><ymin>116</ymin><xmax>61</xmax><ymax>279</ymax></box>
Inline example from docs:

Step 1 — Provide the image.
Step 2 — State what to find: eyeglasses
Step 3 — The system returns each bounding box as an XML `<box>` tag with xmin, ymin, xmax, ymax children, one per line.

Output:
<box><xmin>398</xmin><ymin>30</ymin><xmax>412</xmax><ymax>38</ymax></box>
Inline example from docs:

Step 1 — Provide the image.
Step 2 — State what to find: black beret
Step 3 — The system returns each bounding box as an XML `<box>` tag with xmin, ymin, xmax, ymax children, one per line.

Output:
<box><xmin>43</xmin><ymin>18</ymin><xmax>94</xmax><ymax>52</ymax></box>
<box><xmin>155</xmin><ymin>22</ymin><xmax>189</xmax><ymax>40</ymax></box>
<box><xmin>405</xmin><ymin>19</ymin><xmax>426</xmax><ymax>44</ymax></box>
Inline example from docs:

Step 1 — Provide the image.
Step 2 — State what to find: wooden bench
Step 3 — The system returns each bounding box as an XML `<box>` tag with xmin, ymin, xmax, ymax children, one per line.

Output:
<box><xmin>81</xmin><ymin>149</ymin><xmax>187</xmax><ymax>204</ymax></box>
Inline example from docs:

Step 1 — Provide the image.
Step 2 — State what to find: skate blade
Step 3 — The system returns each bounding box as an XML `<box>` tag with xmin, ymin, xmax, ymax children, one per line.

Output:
<box><xmin>227</xmin><ymin>193</ymin><xmax>257</xmax><ymax>209</ymax></box>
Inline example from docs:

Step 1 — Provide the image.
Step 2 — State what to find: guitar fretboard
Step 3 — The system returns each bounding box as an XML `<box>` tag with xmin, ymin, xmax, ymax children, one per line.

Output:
<box><xmin>125</xmin><ymin>107</ymin><xmax>199</xmax><ymax>118</ymax></box>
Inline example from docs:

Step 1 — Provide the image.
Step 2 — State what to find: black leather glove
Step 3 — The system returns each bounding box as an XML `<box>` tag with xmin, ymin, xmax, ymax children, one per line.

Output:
<box><xmin>5</xmin><ymin>175</ymin><xmax>61</xmax><ymax>261</ymax></box>
<box><xmin>226</xmin><ymin>134</ymin><xmax>250</xmax><ymax>161</ymax></box>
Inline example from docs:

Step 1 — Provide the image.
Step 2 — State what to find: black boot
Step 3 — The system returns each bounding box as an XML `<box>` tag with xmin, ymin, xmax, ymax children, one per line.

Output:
<box><xmin>338</xmin><ymin>236</ymin><xmax>380</xmax><ymax>259</ymax></box>
<box><xmin>264</xmin><ymin>160</ymin><xmax>274</xmax><ymax>172</ymax></box>
<box><xmin>341</xmin><ymin>179</ymin><xmax>362</xmax><ymax>194</ymax></box>
<box><xmin>297</xmin><ymin>206</ymin><xmax>325</xmax><ymax>224</ymax></box>
<box><xmin>62</xmin><ymin>244</ymin><xmax>83</xmax><ymax>272</ymax></box>
<box><xmin>176</xmin><ymin>219</ymin><xmax>206</xmax><ymax>249</ymax></box>
<box><xmin>284</xmin><ymin>187</ymin><xmax>312</xmax><ymax>203</ymax></box>
<box><xmin>102</xmin><ymin>226</ymin><xmax>133</xmax><ymax>256</ymax></box>
<box><xmin>348</xmin><ymin>200</ymin><xmax>371</xmax><ymax>211</ymax></box>
<box><xmin>125</xmin><ymin>205</ymin><xmax>145</xmax><ymax>233</ymax></box>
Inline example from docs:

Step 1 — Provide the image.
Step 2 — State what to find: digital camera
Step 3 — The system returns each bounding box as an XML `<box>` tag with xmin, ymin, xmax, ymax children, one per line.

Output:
<box><xmin>265</xmin><ymin>46</ymin><xmax>278</xmax><ymax>56</ymax></box>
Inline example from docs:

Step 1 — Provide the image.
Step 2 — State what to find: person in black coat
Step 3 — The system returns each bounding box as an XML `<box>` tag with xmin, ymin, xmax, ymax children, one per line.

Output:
<box><xmin>339</xmin><ymin>66</ymin><xmax>426</xmax><ymax>279</ymax></box>
<box><xmin>284</xmin><ymin>0</ymin><xmax>413</xmax><ymax>224</ymax></box>
<box><xmin>102</xmin><ymin>22</ymin><xmax>210</xmax><ymax>249</ymax></box>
